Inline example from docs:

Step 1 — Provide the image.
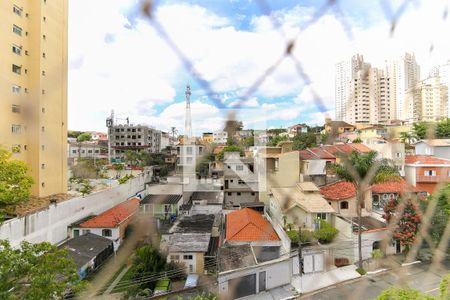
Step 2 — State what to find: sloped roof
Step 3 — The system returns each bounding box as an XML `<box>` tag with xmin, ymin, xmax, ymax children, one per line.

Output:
<box><xmin>141</xmin><ymin>194</ymin><xmax>182</xmax><ymax>205</ymax></box>
<box><xmin>418</xmin><ymin>139</ymin><xmax>450</xmax><ymax>147</ymax></box>
<box><xmin>58</xmin><ymin>233</ymin><xmax>113</xmax><ymax>269</ymax></box>
<box><xmin>226</xmin><ymin>208</ymin><xmax>280</xmax><ymax>242</ymax></box>
<box><xmin>328</xmin><ymin>121</ymin><xmax>355</xmax><ymax>128</ymax></box>
<box><xmin>309</xmin><ymin>147</ymin><xmax>336</xmax><ymax>159</ymax></box>
<box><xmin>320</xmin><ymin>181</ymin><xmax>356</xmax><ymax>200</ymax></box>
<box><xmin>348</xmin><ymin>143</ymin><xmax>372</xmax><ymax>153</ymax></box>
<box><xmin>325</xmin><ymin>144</ymin><xmax>355</xmax><ymax>155</ymax></box>
<box><xmin>79</xmin><ymin>198</ymin><xmax>140</xmax><ymax>228</ymax></box>
<box><xmin>371</xmin><ymin>179</ymin><xmax>421</xmax><ymax>193</ymax></box>
<box><xmin>299</xmin><ymin>149</ymin><xmax>319</xmax><ymax>160</ymax></box>
<box><xmin>271</xmin><ymin>186</ymin><xmax>335</xmax><ymax>213</ymax></box>
<box><xmin>405</xmin><ymin>155</ymin><xmax>450</xmax><ymax>165</ymax></box>
<box><xmin>297</xmin><ymin>181</ymin><xmax>320</xmax><ymax>192</ymax></box>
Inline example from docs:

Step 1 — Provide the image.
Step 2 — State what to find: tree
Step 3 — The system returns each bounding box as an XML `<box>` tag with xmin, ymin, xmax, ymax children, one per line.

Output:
<box><xmin>68</xmin><ymin>130</ymin><xmax>83</xmax><ymax>138</ymax></box>
<box><xmin>217</xmin><ymin>145</ymin><xmax>244</xmax><ymax>160</ymax></box>
<box><xmin>384</xmin><ymin>198</ymin><xmax>421</xmax><ymax>252</ymax></box>
<box><xmin>0</xmin><ymin>240</ymin><xmax>83</xmax><ymax>299</ymax></box>
<box><xmin>421</xmin><ymin>184</ymin><xmax>450</xmax><ymax>245</ymax></box>
<box><xmin>268</xmin><ymin>134</ymin><xmax>288</xmax><ymax>146</ymax></box>
<box><xmin>79</xmin><ymin>180</ymin><xmax>94</xmax><ymax>196</ymax></box>
<box><xmin>0</xmin><ymin>148</ymin><xmax>33</xmax><ymax>208</ymax></box>
<box><xmin>352</xmin><ymin>137</ymin><xmax>363</xmax><ymax>143</ymax></box>
<box><xmin>327</xmin><ymin>151</ymin><xmax>401</xmax><ymax>269</ymax></box>
<box><xmin>124</xmin><ymin>150</ymin><xmax>146</xmax><ymax>170</ymax></box>
<box><xmin>76</xmin><ymin>132</ymin><xmax>92</xmax><ymax>160</ymax></box>
<box><xmin>436</xmin><ymin>117</ymin><xmax>450</xmax><ymax>138</ymax></box>
<box><xmin>292</xmin><ymin>132</ymin><xmax>317</xmax><ymax>150</ymax></box>
<box><xmin>399</xmin><ymin>131</ymin><xmax>418</xmax><ymax>146</ymax></box>
<box><xmin>412</xmin><ymin>122</ymin><xmax>433</xmax><ymax>139</ymax></box>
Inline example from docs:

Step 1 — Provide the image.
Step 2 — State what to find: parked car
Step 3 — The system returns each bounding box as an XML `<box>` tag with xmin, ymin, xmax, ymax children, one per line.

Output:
<box><xmin>184</xmin><ymin>274</ymin><xmax>199</xmax><ymax>289</ymax></box>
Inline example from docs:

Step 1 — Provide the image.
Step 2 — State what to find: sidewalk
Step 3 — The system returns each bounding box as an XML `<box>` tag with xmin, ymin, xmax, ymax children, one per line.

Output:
<box><xmin>291</xmin><ymin>265</ymin><xmax>361</xmax><ymax>294</ymax></box>
<box><xmin>239</xmin><ymin>284</ymin><xmax>298</xmax><ymax>300</ymax></box>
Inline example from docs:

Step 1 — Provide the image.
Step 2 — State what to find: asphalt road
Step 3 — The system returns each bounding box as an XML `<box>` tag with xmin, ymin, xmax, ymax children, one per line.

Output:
<box><xmin>301</xmin><ymin>260</ymin><xmax>450</xmax><ymax>300</ymax></box>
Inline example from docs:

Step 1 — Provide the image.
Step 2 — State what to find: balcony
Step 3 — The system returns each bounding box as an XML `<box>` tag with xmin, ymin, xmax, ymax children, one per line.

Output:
<box><xmin>416</xmin><ymin>175</ymin><xmax>450</xmax><ymax>183</ymax></box>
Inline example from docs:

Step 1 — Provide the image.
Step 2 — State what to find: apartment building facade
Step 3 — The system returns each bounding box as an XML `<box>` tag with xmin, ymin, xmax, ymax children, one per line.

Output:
<box><xmin>109</xmin><ymin>124</ymin><xmax>161</xmax><ymax>161</ymax></box>
<box><xmin>0</xmin><ymin>0</ymin><xmax>68</xmax><ymax>197</ymax></box>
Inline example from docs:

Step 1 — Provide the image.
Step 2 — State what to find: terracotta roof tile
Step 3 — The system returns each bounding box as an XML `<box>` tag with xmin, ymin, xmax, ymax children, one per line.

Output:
<box><xmin>80</xmin><ymin>198</ymin><xmax>140</xmax><ymax>228</ymax></box>
<box><xmin>348</xmin><ymin>143</ymin><xmax>372</xmax><ymax>153</ymax></box>
<box><xmin>405</xmin><ymin>155</ymin><xmax>450</xmax><ymax>165</ymax></box>
<box><xmin>371</xmin><ymin>179</ymin><xmax>421</xmax><ymax>193</ymax></box>
<box><xmin>320</xmin><ymin>181</ymin><xmax>356</xmax><ymax>200</ymax></box>
<box><xmin>226</xmin><ymin>208</ymin><xmax>280</xmax><ymax>242</ymax></box>
<box><xmin>309</xmin><ymin>147</ymin><xmax>336</xmax><ymax>159</ymax></box>
<box><xmin>299</xmin><ymin>149</ymin><xmax>319</xmax><ymax>160</ymax></box>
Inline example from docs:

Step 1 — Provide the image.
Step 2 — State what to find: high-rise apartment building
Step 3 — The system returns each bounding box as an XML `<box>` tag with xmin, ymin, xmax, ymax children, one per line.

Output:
<box><xmin>404</xmin><ymin>77</ymin><xmax>448</xmax><ymax>123</ymax></box>
<box><xmin>386</xmin><ymin>53</ymin><xmax>421</xmax><ymax>120</ymax></box>
<box><xmin>0</xmin><ymin>0</ymin><xmax>68</xmax><ymax>197</ymax></box>
<box><xmin>430</xmin><ymin>61</ymin><xmax>450</xmax><ymax>117</ymax></box>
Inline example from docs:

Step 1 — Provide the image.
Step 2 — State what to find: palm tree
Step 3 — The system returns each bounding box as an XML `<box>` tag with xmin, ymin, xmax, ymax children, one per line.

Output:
<box><xmin>399</xmin><ymin>131</ymin><xmax>418</xmax><ymax>146</ymax></box>
<box><xmin>327</xmin><ymin>150</ymin><xmax>401</xmax><ymax>269</ymax></box>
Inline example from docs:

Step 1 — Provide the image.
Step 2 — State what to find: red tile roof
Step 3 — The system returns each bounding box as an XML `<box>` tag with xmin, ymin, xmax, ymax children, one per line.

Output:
<box><xmin>80</xmin><ymin>198</ymin><xmax>140</xmax><ymax>228</ymax></box>
<box><xmin>371</xmin><ymin>179</ymin><xmax>420</xmax><ymax>193</ymax></box>
<box><xmin>324</xmin><ymin>144</ymin><xmax>354</xmax><ymax>155</ymax></box>
<box><xmin>309</xmin><ymin>147</ymin><xmax>336</xmax><ymax>159</ymax></box>
<box><xmin>299</xmin><ymin>149</ymin><xmax>319</xmax><ymax>160</ymax></box>
<box><xmin>226</xmin><ymin>208</ymin><xmax>280</xmax><ymax>242</ymax></box>
<box><xmin>320</xmin><ymin>181</ymin><xmax>356</xmax><ymax>200</ymax></box>
<box><xmin>348</xmin><ymin>143</ymin><xmax>372</xmax><ymax>153</ymax></box>
<box><xmin>405</xmin><ymin>155</ymin><xmax>450</xmax><ymax>165</ymax></box>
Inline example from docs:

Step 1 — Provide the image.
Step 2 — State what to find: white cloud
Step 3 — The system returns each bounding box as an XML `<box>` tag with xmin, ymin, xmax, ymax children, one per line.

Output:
<box><xmin>68</xmin><ymin>1</ymin><xmax>450</xmax><ymax>132</ymax></box>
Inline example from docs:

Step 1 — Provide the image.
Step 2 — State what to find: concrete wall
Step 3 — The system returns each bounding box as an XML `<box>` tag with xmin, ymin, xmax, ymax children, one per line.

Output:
<box><xmin>0</xmin><ymin>172</ymin><xmax>150</xmax><ymax>247</ymax></box>
<box><xmin>167</xmin><ymin>252</ymin><xmax>203</xmax><ymax>274</ymax></box>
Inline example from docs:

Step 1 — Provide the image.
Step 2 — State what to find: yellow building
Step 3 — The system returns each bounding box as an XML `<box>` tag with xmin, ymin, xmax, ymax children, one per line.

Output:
<box><xmin>201</xmin><ymin>132</ymin><xmax>214</xmax><ymax>143</ymax></box>
<box><xmin>0</xmin><ymin>0</ymin><xmax>68</xmax><ymax>197</ymax></box>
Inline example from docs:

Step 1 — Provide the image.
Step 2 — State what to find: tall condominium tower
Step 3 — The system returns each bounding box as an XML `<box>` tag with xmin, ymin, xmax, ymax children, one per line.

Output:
<box><xmin>404</xmin><ymin>77</ymin><xmax>448</xmax><ymax>123</ymax></box>
<box><xmin>0</xmin><ymin>0</ymin><xmax>68</xmax><ymax>197</ymax></box>
<box><xmin>430</xmin><ymin>61</ymin><xmax>450</xmax><ymax>118</ymax></box>
<box><xmin>386</xmin><ymin>53</ymin><xmax>421</xmax><ymax>120</ymax></box>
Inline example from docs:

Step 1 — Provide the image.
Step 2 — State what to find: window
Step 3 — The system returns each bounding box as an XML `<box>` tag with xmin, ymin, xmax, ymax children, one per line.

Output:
<box><xmin>72</xmin><ymin>150</ymin><xmax>77</xmax><ymax>154</ymax></box>
<box><xmin>42</xmin><ymin>107</ymin><xmax>45</xmax><ymax>113</ymax></box>
<box><xmin>25</xmin><ymin>50</ymin><xmax>28</xmax><ymax>55</ymax></box>
<box><xmin>88</xmin><ymin>150</ymin><xmax>92</xmax><ymax>154</ymax></box>
<box><xmin>187</xmin><ymin>147</ymin><xmax>193</xmax><ymax>155</ymax></box>
<box><xmin>12</xmin><ymin>124</ymin><xmax>22</xmax><ymax>134</ymax></box>
<box><xmin>12</xmin><ymin>64</ymin><xmax>21</xmax><ymax>74</ymax></box>
<box><xmin>227</xmin><ymin>192</ymin><xmax>232</xmax><ymax>196</ymax></box>
<box><xmin>186</xmin><ymin>157</ymin><xmax>193</xmax><ymax>164</ymax></box>
<box><xmin>251</xmin><ymin>192</ymin><xmax>256</xmax><ymax>196</ymax></box>
<box><xmin>12</xmin><ymin>105</ymin><xmax>21</xmax><ymax>113</ymax></box>
<box><xmin>42</xmin><ymin>70</ymin><xmax>46</xmax><ymax>76</ymax></box>
<box><xmin>82</xmin><ymin>229</ymin><xmax>91</xmax><ymax>235</ymax></box>
<box><xmin>189</xmin><ymin>265</ymin><xmax>193</xmax><ymax>272</ymax></box>
<box><xmin>13</xmin><ymin>25</ymin><xmax>22</xmax><ymax>35</ymax></box>
<box><xmin>12</xmin><ymin>44</ymin><xmax>21</xmax><ymax>55</ymax></box>
<box><xmin>42</xmin><ymin>34</ymin><xmax>46</xmax><ymax>40</ymax></box>
<box><xmin>42</xmin><ymin>89</ymin><xmax>45</xmax><ymax>94</ymax></box>
<box><xmin>42</xmin><ymin>52</ymin><xmax>46</xmax><ymax>58</ymax></box>
<box><xmin>238</xmin><ymin>180</ymin><xmax>245</xmax><ymax>184</ymax></box>
<box><xmin>73</xmin><ymin>229</ymin><xmax>80</xmax><ymax>238</ymax></box>
<box><xmin>24</xmin><ymin>88</ymin><xmax>28</xmax><ymax>93</ymax></box>
<box><xmin>340</xmin><ymin>201</ymin><xmax>349</xmax><ymax>209</ymax></box>
<box><xmin>424</xmin><ymin>170</ymin><xmax>436</xmax><ymax>176</ymax></box>
<box><xmin>41</xmin><ymin>145</ymin><xmax>45</xmax><ymax>151</ymax></box>
<box><xmin>237</xmin><ymin>192</ymin><xmax>241</xmax><ymax>196</ymax></box>
<box><xmin>12</xmin><ymin>145</ymin><xmax>21</xmax><ymax>153</ymax></box>
<box><xmin>395</xmin><ymin>152</ymin><xmax>402</xmax><ymax>158</ymax></box>
<box><xmin>236</xmin><ymin>165</ymin><xmax>244</xmax><ymax>171</ymax></box>
<box><xmin>183</xmin><ymin>255</ymin><xmax>193</xmax><ymax>260</ymax></box>
<box><xmin>13</xmin><ymin>5</ymin><xmax>22</xmax><ymax>16</ymax></box>
<box><xmin>41</xmin><ymin>182</ymin><xmax>45</xmax><ymax>187</ymax></box>
<box><xmin>81</xmin><ymin>150</ymin><xmax>85</xmax><ymax>154</ymax></box>
<box><xmin>12</xmin><ymin>85</ymin><xmax>21</xmax><ymax>93</ymax></box>
<box><xmin>43</xmin><ymin>16</ymin><xmax>46</xmax><ymax>22</ymax></box>
<box><xmin>316</xmin><ymin>213</ymin><xmax>327</xmax><ymax>220</ymax></box>
<box><xmin>102</xmin><ymin>229</ymin><xmax>112</xmax><ymax>237</ymax></box>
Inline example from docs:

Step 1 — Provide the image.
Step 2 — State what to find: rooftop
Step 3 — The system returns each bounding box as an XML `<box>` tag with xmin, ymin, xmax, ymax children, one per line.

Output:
<box><xmin>352</xmin><ymin>216</ymin><xmax>387</xmax><ymax>232</ymax></box>
<box><xmin>226</xmin><ymin>208</ymin><xmax>280</xmax><ymax>242</ymax></box>
<box><xmin>191</xmin><ymin>191</ymin><xmax>222</xmax><ymax>203</ymax></box>
<box><xmin>79</xmin><ymin>198</ymin><xmax>140</xmax><ymax>228</ymax></box>
<box><xmin>405</xmin><ymin>155</ymin><xmax>450</xmax><ymax>165</ymax></box>
<box><xmin>58</xmin><ymin>233</ymin><xmax>113</xmax><ymax>269</ymax></box>
<box><xmin>218</xmin><ymin>245</ymin><xmax>257</xmax><ymax>272</ymax></box>
<box><xmin>320</xmin><ymin>181</ymin><xmax>356</xmax><ymax>200</ymax></box>
<box><xmin>169</xmin><ymin>214</ymin><xmax>215</xmax><ymax>234</ymax></box>
<box><xmin>271</xmin><ymin>186</ymin><xmax>335</xmax><ymax>214</ymax></box>
<box><xmin>167</xmin><ymin>233</ymin><xmax>211</xmax><ymax>252</ymax></box>
<box><xmin>327</xmin><ymin>121</ymin><xmax>355</xmax><ymax>128</ymax></box>
<box><xmin>141</xmin><ymin>194</ymin><xmax>182</xmax><ymax>205</ymax></box>
<box><xmin>371</xmin><ymin>179</ymin><xmax>421</xmax><ymax>194</ymax></box>
<box><xmin>297</xmin><ymin>181</ymin><xmax>320</xmax><ymax>192</ymax></box>
<box><xmin>417</xmin><ymin>139</ymin><xmax>450</xmax><ymax>147</ymax></box>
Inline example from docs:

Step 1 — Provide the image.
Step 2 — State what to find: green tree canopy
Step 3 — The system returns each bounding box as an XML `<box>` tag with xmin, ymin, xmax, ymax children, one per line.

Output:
<box><xmin>399</xmin><ymin>131</ymin><xmax>418</xmax><ymax>146</ymax></box>
<box><xmin>68</xmin><ymin>130</ymin><xmax>84</xmax><ymax>138</ymax></box>
<box><xmin>436</xmin><ymin>117</ymin><xmax>450</xmax><ymax>138</ymax></box>
<box><xmin>268</xmin><ymin>134</ymin><xmax>289</xmax><ymax>146</ymax></box>
<box><xmin>0</xmin><ymin>240</ymin><xmax>83</xmax><ymax>299</ymax></box>
<box><xmin>292</xmin><ymin>132</ymin><xmax>317</xmax><ymax>150</ymax></box>
<box><xmin>76</xmin><ymin>132</ymin><xmax>92</xmax><ymax>143</ymax></box>
<box><xmin>412</xmin><ymin>122</ymin><xmax>434</xmax><ymax>139</ymax></box>
<box><xmin>217</xmin><ymin>145</ymin><xmax>244</xmax><ymax>160</ymax></box>
<box><xmin>0</xmin><ymin>148</ymin><xmax>33</xmax><ymax>208</ymax></box>
<box><xmin>421</xmin><ymin>184</ymin><xmax>450</xmax><ymax>245</ymax></box>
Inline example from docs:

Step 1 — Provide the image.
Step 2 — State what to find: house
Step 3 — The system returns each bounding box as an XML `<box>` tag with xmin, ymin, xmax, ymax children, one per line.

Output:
<box><xmin>371</xmin><ymin>179</ymin><xmax>423</xmax><ymax>212</ymax></box>
<box><xmin>140</xmin><ymin>194</ymin><xmax>183</xmax><ymax>219</ymax></box>
<box><xmin>357</xmin><ymin>126</ymin><xmax>389</xmax><ymax>142</ymax></box>
<box><xmin>225</xmin><ymin>208</ymin><xmax>282</xmax><ymax>252</ymax></box>
<box><xmin>164</xmin><ymin>214</ymin><xmax>217</xmax><ymax>274</ymax></box>
<box><xmin>59</xmin><ymin>233</ymin><xmax>114</xmax><ymax>279</ymax></box>
<box><xmin>213</xmin><ymin>131</ymin><xmax>228</xmax><ymax>144</ymax></box>
<box><xmin>224</xmin><ymin>152</ymin><xmax>259</xmax><ymax>207</ymax></box>
<box><xmin>288</xmin><ymin>123</ymin><xmax>308</xmax><ymax>136</ymax></box>
<box><xmin>334</xmin><ymin>216</ymin><xmax>400</xmax><ymax>263</ymax></box>
<box><xmin>202</xmin><ymin>132</ymin><xmax>214</xmax><ymax>143</ymax></box>
<box><xmin>364</xmin><ymin>141</ymin><xmax>405</xmax><ymax>175</ymax></box>
<box><xmin>176</xmin><ymin>143</ymin><xmax>204</xmax><ymax>173</ymax></box>
<box><xmin>320</xmin><ymin>181</ymin><xmax>372</xmax><ymax>217</ymax></box>
<box><xmin>404</xmin><ymin>155</ymin><xmax>450</xmax><ymax>194</ymax></box>
<box><xmin>414</xmin><ymin>139</ymin><xmax>450</xmax><ymax>159</ymax></box>
<box><xmin>269</xmin><ymin>182</ymin><xmax>335</xmax><ymax>230</ymax></box>
<box><xmin>69</xmin><ymin>198</ymin><xmax>140</xmax><ymax>251</ymax></box>
<box><xmin>324</xmin><ymin>119</ymin><xmax>355</xmax><ymax>135</ymax></box>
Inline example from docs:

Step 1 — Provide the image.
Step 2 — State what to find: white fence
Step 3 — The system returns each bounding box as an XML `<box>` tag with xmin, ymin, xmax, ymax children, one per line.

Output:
<box><xmin>0</xmin><ymin>172</ymin><xmax>151</xmax><ymax>247</ymax></box>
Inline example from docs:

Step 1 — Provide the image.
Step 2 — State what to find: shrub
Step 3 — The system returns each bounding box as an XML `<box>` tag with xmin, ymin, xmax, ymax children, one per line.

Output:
<box><xmin>287</xmin><ymin>230</ymin><xmax>299</xmax><ymax>246</ymax></box>
<box><xmin>118</xmin><ymin>174</ymin><xmax>135</xmax><ymax>184</ymax></box>
<box><xmin>287</xmin><ymin>230</ymin><xmax>315</xmax><ymax>246</ymax></box>
<box><xmin>356</xmin><ymin>267</ymin><xmax>366</xmax><ymax>275</ymax></box>
<box><xmin>314</xmin><ymin>220</ymin><xmax>338</xmax><ymax>244</ymax></box>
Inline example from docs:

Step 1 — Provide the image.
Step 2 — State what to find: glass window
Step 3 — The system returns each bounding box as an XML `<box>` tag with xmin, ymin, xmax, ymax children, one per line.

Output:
<box><xmin>12</xmin><ymin>44</ymin><xmax>21</xmax><ymax>55</ymax></box>
<box><xmin>102</xmin><ymin>229</ymin><xmax>112</xmax><ymax>237</ymax></box>
<box><xmin>73</xmin><ymin>229</ymin><xmax>80</xmax><ymax>238</ymax></box>
<box><xmin>340</xmin><ymin>201</ymin><xmax>349</xmax><ymax>209</ymax></box>
<box><xmin>12</xmin><ymin>105</ymin><xmax>21</xmax><ymax>113</ymax></box>
<box><xmin>13</xmin><ymin>5</ymin><xmax>22</xmax><ymax>16</ymax></box>
<box><xmin>13</xmin><ymin>25</ymin><xmax>22</xmax><ymax>36</ymax></box>
<box><xmin>236</xmin><ymin>165</ymin><xmax>244</xmax><ymax>171</ymax></box>
<box><xmin>12</xmin><ymin>64</ymin><xmax>21</xmax><ymax>74</ymax></box>
<box><xmin>11</xmin><ymin>124</ymin><xmax>21</xmax><ymax>134</ymax></box>
<box><xmin>12</xmin><ymin>85</ymin><xmax>21</xmax><ymax>93</ymax></box>
<box><xmin>183</xmin><ymin>255</ymin><xmax>193</xmax><ymax>260</ymax></box>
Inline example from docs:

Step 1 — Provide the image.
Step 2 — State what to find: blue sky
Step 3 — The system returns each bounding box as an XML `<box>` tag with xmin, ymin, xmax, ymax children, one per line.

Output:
<box><xmin>68</xmin><ymin>0</ymin><xmax>450</xmax><ymax>134</ymax></box>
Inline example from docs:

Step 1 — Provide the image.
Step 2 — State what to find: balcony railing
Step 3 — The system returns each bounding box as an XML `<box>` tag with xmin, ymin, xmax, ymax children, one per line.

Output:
<box><xmin>416</xmin><ymin>175</ymin><xmax>450</xmax><ymax>183</ymax></box>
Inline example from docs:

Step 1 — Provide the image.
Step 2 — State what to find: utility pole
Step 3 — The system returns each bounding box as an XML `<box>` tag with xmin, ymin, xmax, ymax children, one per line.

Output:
<box><xmin>298</xmin><ymin>226</ymin><xmax>303</xmax><ymax>276</ymax></box>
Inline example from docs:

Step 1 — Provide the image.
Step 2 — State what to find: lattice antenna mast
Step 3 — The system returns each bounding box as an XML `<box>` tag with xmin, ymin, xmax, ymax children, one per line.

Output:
<box><xmin>184</xmin><ymin>84</ymin><xmax>192</xmax><ymax>143</ymax></box>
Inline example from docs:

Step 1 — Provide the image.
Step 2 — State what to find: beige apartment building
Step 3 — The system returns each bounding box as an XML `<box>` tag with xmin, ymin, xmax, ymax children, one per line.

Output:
<box><xmin>0</xmin><ymin>0</ymin><xmax>68</xmax><ymax>197</ymax></box>
<box><xmin>404</xmin><ymin>76</ymin><xmax>448</xmax><ymax>123</ymax></box>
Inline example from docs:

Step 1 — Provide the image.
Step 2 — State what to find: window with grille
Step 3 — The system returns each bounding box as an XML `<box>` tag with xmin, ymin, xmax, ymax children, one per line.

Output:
<box><xmin>13</xmin><ymin>5</ymin><xmax>22</xmax><ymax>16</ymax></box>
<box><xmin>12</xmin><ymin>44</ymin><xmax>21</xmax><ymax>55</ymax></box>
<box><xmin>12</xmin><ymin>105</ymin><xmax>21</xmax><ymax>113</ymax></box>
<box><xmin>12</xmin><ymin>64</ymin><xmax>21</xmax><ymax>74</ymax></box>
<box><xmin>13</xmin><ymin>25</ymin><xmax>22</xmax><ymax>35</ymax></box>
<box><xmin>12</xmin><ymin>124</ymin><xmax>22</xmax><ymax>134</ymax></box>
<box><xmin>12</xmin><ymin>85</ymin><xmax>21</xmax><ymax>93</ymax></box>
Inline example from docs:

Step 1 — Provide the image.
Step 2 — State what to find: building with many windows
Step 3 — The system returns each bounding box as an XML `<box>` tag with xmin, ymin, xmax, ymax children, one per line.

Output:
<box><xmin>0</xmin><ymin>0</ymin><xmax>68</xmax><ymax>197</ymax></box>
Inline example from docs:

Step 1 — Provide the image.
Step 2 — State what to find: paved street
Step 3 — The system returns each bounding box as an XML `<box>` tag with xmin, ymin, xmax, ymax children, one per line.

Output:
<box><xmin>301</xmin><ymin>260</ymin><xmax>450</xmax><ymax>300</ymax></box>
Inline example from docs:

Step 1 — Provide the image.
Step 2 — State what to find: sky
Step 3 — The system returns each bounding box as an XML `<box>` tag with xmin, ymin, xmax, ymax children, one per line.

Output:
<box><xmin>68</xmin><ymin>0</ymin><xmax>450</xmax><ymax>134</ymax></box>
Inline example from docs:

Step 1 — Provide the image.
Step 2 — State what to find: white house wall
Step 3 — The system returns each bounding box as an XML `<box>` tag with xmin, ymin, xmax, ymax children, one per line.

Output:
<box><xmin>0</xmin><ymin>173</ymin><xmax>150</xmax><ymax>247</ymax></box>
